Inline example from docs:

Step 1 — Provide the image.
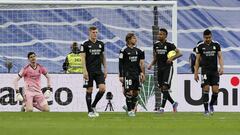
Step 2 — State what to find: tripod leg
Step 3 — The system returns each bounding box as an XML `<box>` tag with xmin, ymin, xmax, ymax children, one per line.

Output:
<box><xmin>110</xmin><ymin>102</ymin><xmax>114</xmax><ymax>111</ymax></box>
<box><xmin>105</xmin><ymin>103</ymin><xmax>109</xmax><ymax>111</ymax></box>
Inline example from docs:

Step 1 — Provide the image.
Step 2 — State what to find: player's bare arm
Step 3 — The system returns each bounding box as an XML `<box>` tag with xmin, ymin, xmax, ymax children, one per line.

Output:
<box><xmin>140</xmin><ymin>59</ymin><xmax>145</xmax><ymax>83</ymax></box>
<box><xmin>147</xmin><ymin>52</ymin><xmax>157</xmax><ymax>70</ymax></box>
<box><xmin>218</xmin><ymin>51</ymin><xmax>224</xmax><ymax>75</ymax></box>
<box><xmin>101</xmin><ymin>52</ymin><xmax>107</xmax><ymax>79</ymax></box>
<box><xmin>81</xmin><ymin>52</ymin><xmax>88</xmax><ymax>80</ymax></box>
<box><xmin>194</xmin><ymin>53</ymin><xmax>201</xmax><ymax>82</ymax></box>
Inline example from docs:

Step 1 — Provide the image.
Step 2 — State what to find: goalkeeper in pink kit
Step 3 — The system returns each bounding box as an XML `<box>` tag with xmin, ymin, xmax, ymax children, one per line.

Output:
<box><xmin>14</xmin><ymin>52</ymin><xmax>52</xmax><ymax>112</ymax></box>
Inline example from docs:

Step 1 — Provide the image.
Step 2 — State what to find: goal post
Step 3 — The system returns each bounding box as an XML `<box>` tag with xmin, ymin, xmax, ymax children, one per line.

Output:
<box><xmin>0</xmin><ymin>1</ymin><xmax>177</xmax><ymax>112</ymax></box>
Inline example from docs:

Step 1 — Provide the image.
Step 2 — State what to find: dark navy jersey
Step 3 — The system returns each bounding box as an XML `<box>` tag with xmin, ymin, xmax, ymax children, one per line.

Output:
<box><xmin>119</xmin><ymin>46</ymin><xmax>145</xmax><ymax>78</ymax></box>
<box><xmin>80</xmin><ymin>39</ymin><xmax>105</xmax><ymax>73</ymax></box>
<box><xmin>153</xmin><ymin>41</ymin><xmax>176</xmax><ymax>69</ymax></box>
<box><xmin>196</xmin><ymin>41</ymin><xmax>221</xmax><ymax>73</ymax></box>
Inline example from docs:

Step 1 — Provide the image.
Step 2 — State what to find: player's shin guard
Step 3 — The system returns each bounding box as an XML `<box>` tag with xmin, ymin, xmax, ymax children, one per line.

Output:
<box><xmin>210</xmin><ymin>92</ymin><xmax>218</xmax><ymax>106</ymax></box>
<box><xmin>86</xmin><ymin>92</ymin><xmax>92</xmax><ymax>112</ymax></box>
<box><xmin>161</xmin><ymin>91</ymin><xmax>169</xmax><ymax>108</ymax></box>
<box><xmin>126</xmin><ymin>94</ymin><xmax>132</xmax><ymax>111</ymax></box>
<box><xmin>203</xmin><ymin>92</ymin><xmax>209</xmax><ymax>112</ymax></box>
<box><xmin>92</xmin><ymin>91</ymin><xmax>105</xmax><ymax>108</ymax></box>
<box><xmin>131</xmin><ymin>95</ymin><xmax>138</xmax><ymax>110</ymax></box>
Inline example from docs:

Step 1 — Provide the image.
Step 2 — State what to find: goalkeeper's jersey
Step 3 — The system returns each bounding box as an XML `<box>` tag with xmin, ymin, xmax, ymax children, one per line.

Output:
<box><xmin>18</xmin><ymin>63</ymin><xmax>48</xmax><ymax>93</ymax></box>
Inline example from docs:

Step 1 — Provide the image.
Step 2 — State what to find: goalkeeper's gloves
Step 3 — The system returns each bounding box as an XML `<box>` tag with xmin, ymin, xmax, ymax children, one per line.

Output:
<box><xmin>15</xmin><ymin>90</ymin><xmax>23</xmax><ymax>101</ymax></box>
<box><xmin>44</xmin><ymin>87</ymin><xmax>52</xmax><ymax>99</ymax></box>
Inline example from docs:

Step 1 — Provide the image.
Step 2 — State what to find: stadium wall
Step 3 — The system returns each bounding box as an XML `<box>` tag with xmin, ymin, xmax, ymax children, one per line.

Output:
<box><xmin>0</xmin><ymin>74</ymin><xmax>239</xmax><ymax>112</ymax></box>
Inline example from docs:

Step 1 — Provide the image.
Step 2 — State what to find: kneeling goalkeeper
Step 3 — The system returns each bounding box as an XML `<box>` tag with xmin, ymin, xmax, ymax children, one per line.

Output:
<box><xmin>13</xmin><ymin>52</ymin><xmax>52</xmax><ymax>112</ymax></box>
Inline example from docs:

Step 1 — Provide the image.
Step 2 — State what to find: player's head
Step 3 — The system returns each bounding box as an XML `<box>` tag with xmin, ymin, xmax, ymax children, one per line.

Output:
<box><xmin>71</xmin><ymin>42</ymin><xmax>78</xmax><ymax>52</ymax></box>
<box><xmin>203</xmin><ymin>29</ymin><xmax>212</xmax><ymax>44</ymax></box>
<box><xmin>125</xmin><ymin>32</ymin><xmax>137</xmax><ymax>46</ymax></box>
<box><xmin>27</xmin><ymin>52</ymin><xmax>36</xmax><ymax>64</ymax></box>
<box><xmin>89</xmin><ymin>26</ymin><xmax>98</xmax><ymax>41</ymax></box>
<box><xmin>159</xmin><ymin>28</ymin><xmax>168</xmax><ymax>42</ymax></box>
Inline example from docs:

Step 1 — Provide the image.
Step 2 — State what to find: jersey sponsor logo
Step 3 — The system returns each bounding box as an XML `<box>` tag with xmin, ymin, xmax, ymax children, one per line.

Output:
<box><xmin>89</xmin><ymin>49</ymin><xmax>101</xmax><ymax>55</ymax></box>
<box><xmin>203</xmin><ymin>51</ymin><xmax>216</xmax><ymax>56</ymax></box>
<box><xmin>119</xmin><ymin>53</ymin><xmax>123</xmax><ymax>59</ymax></box>
<box><xmin>156</xmin><ymin>49</ymin><xmax>167</xmax><ymax>54</ymax></box>
<box><xmin>129</xmin><ymin>56</ymin><xmax>138</xmax><ymax>62</ymax></box>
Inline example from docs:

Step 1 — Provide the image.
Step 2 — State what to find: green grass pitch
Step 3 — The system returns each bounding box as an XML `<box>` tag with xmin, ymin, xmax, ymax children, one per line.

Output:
<box><xmin>0</xmin><ymin>112</ymin><xmax>240</xmax><ymax>135</ymax></box>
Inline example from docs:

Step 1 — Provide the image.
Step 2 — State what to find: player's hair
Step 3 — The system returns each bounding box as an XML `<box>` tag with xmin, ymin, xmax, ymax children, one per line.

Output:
<box><xmin>125</xmin><ymin>32</ymin><xmax>135</xmax><ymax>44</ymax></box>
<box><xmin>72</xmin><ymin>42</ymin><xmax>77</xmax><ymax>46</ymax></box>
<box><xmin>203</xmin><ymin>29</ymin><xmax>211</xmax><ymax>36</ymax></box>
<box><xmin>27</xmin><ymin>52</ymin><xmax>36</xmax><ymax>58</ymax></box>
<box><xmin>159</xmin><ymin>28</ymin><xmax>168</xmax><ymax>36</ymax></box>
<box><xmin>89</xmin><ymin>26</ymin><xmax>97</xmax><ymax>31</ymax></box>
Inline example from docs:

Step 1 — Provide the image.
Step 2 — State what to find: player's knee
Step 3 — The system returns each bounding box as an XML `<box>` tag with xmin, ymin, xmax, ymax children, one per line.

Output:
<box><xmin>162</xmin><ymin>85</ymin><xmax>168</xmax><ymax>91</ymax></box>
<box><xmin>25</xmin><ymin>107</ymin><xmax>33</xmax><ymax>112</ymax></box>
<box><xmin>132</xmin><ymin>91</ymin><xmax>139</xmax><ymax>97</ymax></box>
<box><xmin>98</xmin><ymin>84</ymin><xmax>106</xmax><ymax>92</ymax></box>
<box><xmin>86</xmin><ymin>87</ymin><xmax>93</xmax><ymax>93</ymax></box>
<box><xmin>212</xmin><ymin>85</ymin><xmax>219</xmax><ymax>93</ymax></box>
<box><xmin>42</xmin><ymin>106</ymin><xmax>50</xmax><ymax>112</ymax></box>
<box><xmin>203</xmin><ymin>85</ymin><xmax>210</xmax><ymax>92</ymax></box>
<box><xmin>126</xmin><ymin>91</ymin><xmax>133</xmax><ymax>97</ymax></box>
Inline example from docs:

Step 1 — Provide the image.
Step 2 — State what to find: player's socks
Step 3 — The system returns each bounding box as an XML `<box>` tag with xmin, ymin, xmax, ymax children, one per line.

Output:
<box><xmin>203</xmin><ymin>92</ymin><xmax>209</xmax><ymax>112</ymax></box>
<box><xmin>167</xmin><ymin>91</ymin><xmax>175</xmax><ymax>104</ymax></box>
<box><xmin>86</xmin><ymin>92</ymin><xmax>92</xmax><ymax>112</ymax></box>
<box><xmin>131</xmin><ymin>95</ymin><xmax>138</xmax><ymax>110</ymax></box>
<box><xmin>92</xmin><ymin>91</ymin><xmax>105</xmax><ymax>107</ymax></box>
<box><xmin>161</xmin><ymin>91</ymin><xmax>168</xmax><ymax>108</ymax></box>
<box><xmin>155</xmin><ymin>89</ymin><xmax>161</xmax><ymax>111</ymax></box>
<box><xmin>126</xmin><ymin>94</ymin><xmax>132</xmax><ymax>111</ymax></box>
<box><xmin>210</xmin><ymin>92</ymin><xmax>218</xmax><ymax>106</ymax></box>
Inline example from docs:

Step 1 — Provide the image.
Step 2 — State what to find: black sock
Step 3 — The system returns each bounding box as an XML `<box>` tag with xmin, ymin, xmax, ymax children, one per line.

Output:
<box><xmin>203</xmin><ymin>92</ymin><xmax>209</xmax><ymax>112</ymax></box>
<box><xmin>131</xmin><ymin>95</ymin><xmax>138</xmax><ymax>110</ymax></box>
<box><xmin>155</xmin><ymin>88</ymin><xmax>161</xmax><ymax>109</ymax></box>
<box><xmin>161</xmin><ymin>91</ymin><xmax>169</xmax><ymax>108</ymax></box>
<box><xmin>86</xmin><ymin>92</ymin><xmax>92</xmax><ymax>112</ymax></box>
<box><xmin>167</xmin><ymin>91</ymin><xmax>175</xmax><ymax>104</ymax></box>
<box><xmin>92</xmin><ymin>91</ymin><xmax>105</xmax><ymax>108</ymax></box>
<box><xmin>126</xmin><ymin>94</ymin><xmax>132</xmax><ymax>111</ymax></box>
<box><xmin>210</xmin><ymin>93</ymin><xmax>218</xmax><ymax>106</ymax></box>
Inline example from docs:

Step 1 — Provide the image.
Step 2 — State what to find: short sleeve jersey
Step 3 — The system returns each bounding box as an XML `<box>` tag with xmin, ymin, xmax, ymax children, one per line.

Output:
<box><xmin>119</xmin><ymin>46</ymin><xmax>145</xmax><ymax>78</ymax></box>
<box><xmin>18</xmin><ymin>64</ymin><xmax>48</xmax><ymax>92</ymax></box>
<box><xmin>196</xmin><ymin>41</ymin><xmax>221</xmax><ymax>73</ymax></box>
<box><xmin>80</xmin><ymin>40</ymin><xmax>105</xmax><ymax>73</ymax></box>
<box><xmin>153</xmin><ymin>41</ymin><xmax>176</xmax><ymax>69</ymax></box>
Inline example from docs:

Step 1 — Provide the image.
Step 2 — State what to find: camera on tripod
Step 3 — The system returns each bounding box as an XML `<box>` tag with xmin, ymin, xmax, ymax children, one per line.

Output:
<box><xmin>106</xmin><ymin>92</ymin><xmax>113</xmax><ymax>100</ymax></box>
<box><xmin>105</xmin><ymin>92</ymin><xmax>114</xmax><ymax>111</ymax></box>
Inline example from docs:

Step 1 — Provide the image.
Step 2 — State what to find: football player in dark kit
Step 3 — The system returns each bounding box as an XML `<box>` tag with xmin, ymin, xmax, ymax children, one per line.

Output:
<box><xmin>194</xmin><ymin>29</ymin><xmax>224</xmax><ymax>116</ymax></box>
<box><xmin>148</xmin><ymin>28</ymin><xmax>182</xmax><ymax>113</ymax></box>
<box><xmin>81</xmin><ymin>26</ymin><xmax>107</xmax><ymax>118</ymax></box>
<box><xmin>119</xmin><ymin>32</ymin><xmax>145</xmax><ymax>117</ymax></box>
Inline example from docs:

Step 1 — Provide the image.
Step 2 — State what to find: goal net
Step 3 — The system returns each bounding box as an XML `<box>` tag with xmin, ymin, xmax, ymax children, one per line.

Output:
<box><xmin>0</xmin><ymin>1</ymin><xmax>177</xmax><ymax>112</ymax></box>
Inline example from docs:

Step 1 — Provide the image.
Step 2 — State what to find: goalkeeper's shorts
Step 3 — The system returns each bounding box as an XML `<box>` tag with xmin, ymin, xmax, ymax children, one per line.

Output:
<box><xmin>24</xmin><ymin>90</ymin><xmax>48</xmax><ymax>110</ymax></box>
